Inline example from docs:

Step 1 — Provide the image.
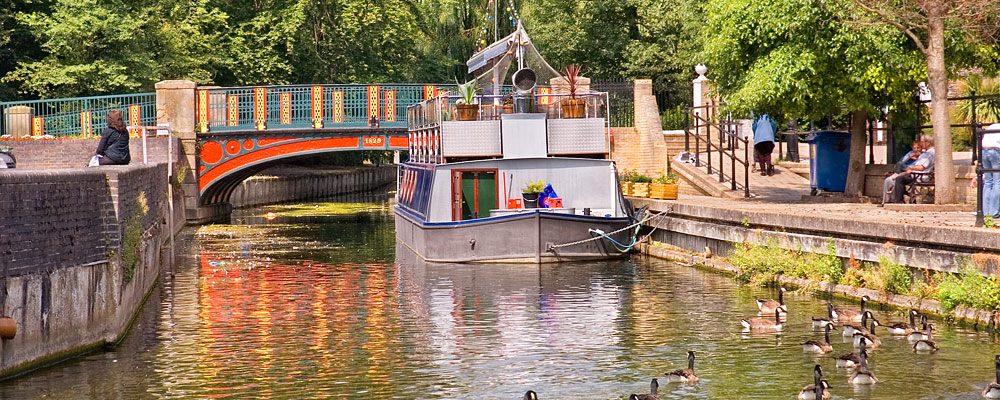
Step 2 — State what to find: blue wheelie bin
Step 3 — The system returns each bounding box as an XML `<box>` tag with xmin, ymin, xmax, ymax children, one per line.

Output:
<box><xmin>805</xmin><ymin>131</ymin><xmax>851</xmax><ymax>195</ymax></box>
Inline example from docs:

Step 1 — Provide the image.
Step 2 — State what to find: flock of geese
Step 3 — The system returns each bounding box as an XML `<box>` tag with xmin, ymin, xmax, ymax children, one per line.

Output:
<box><xmin>521</xmin><ymin>288</ymin><xmax>1000</xmax><ymax>399</ymax></box>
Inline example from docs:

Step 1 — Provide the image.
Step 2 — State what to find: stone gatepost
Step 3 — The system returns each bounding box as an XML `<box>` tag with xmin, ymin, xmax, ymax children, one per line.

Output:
<box><xmin>692</xmin><ymin>64</ymin><xmax>720</xmax><ymax>144</ymax></box>
<box><xmin>4</xmin><ymin>106</ymin><xmax>33</xmax><ymax>137</ymax></box>
<box><xmin>156</xmin><ymin>80</ymin><xmax>228</xmax><ymax>223</ymax></box>
<box><xmin>634</xmin><ymin>79</ymin><xmax>667</xmax><ymax>176</ymax></box>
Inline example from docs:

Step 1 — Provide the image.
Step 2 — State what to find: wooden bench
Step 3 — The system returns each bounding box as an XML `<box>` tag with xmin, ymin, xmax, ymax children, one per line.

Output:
<box><xmin>904</xmin><ymin>171</ymin><xmax>934</xmax><ymax>204</ymax></box>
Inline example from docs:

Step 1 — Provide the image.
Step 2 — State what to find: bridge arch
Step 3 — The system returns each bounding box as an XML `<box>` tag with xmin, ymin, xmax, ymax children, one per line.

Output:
<box><xmin>197</xmin><ymin>129</ymin><xmax>407</xmax><ymax>205</ymax></box>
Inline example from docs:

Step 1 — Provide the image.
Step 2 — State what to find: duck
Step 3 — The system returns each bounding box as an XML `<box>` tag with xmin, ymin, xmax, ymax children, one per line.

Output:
<box><xmin>757</xmin><ymin>286</ymin><xmax>788</xmax><ymax>315</ymax></box>
<box><xmin>833</xmin><ymin>295</ymin><xmax>870</xmax><ymax>323</ymax></box>
<box><xmin>523</xmin><ymin>390</ymin><xmax>538</xmax><ymax>400</ymax></box>
<box><xmin>664</xmin><ymin>351</ymin><xmax>699</xmax><ymax>383</ymax></box>
<box><xmin>907</xmin><ymin>315</ymin><xmax>934</xmax><ymax>343</ymax></box>
<box><xmin>886</xmin><ymin>310</ymin><xmax>919</xmax><ymax>335</ymax></box>
<box><xmin>798</xmin><ymin>365</ymin><xmax>832</xmax><ymax>400</ymax></box>
<box><xmin>983</xmin><ymin>354</ymin><xmax>1000</xmax><ymax>399</ymax></box>
<box><xmin>848</xmin><ymin>349</ymin><xmax>878</xmax><ymax>385</ymax></box>
<box><xmin>741</xmin><ymin>308</ymin><xmax>784</xmax><ymax>331</ymax></box>
<box><xmin>812</xmin><ymin>303</ymin><xmax>836</xmax><ymax>329</ymax></box>
<box><xmin>802</xmin><ymin>322</ymin><xmax>836</xmax><ymax>354</ymax></box>
<box><xmin>629</xmin><ymin>378</ymin><xmax>659</xmax><ymax>400</ymax></box>
<box><xmin>853</xmin><ymin>318</ymin><xmax>881</xmax><ymax>349</ymax></box>
<box><xmin>842</xmin><ymin>310</ymin><xmax>873</xmax><ymax>337</ymax></box>
<box><xmin>836</xmin><ymin>336</ymin><xmax>866</xmax><ymax>368</ymax></box>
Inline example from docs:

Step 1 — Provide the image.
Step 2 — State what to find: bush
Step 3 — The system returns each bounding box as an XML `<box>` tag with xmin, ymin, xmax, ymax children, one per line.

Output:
<box><xmin>935</xmin><ymin>259</ymin><xmax>1000</xmax><ymax>311</ymax></box>
<box><xmin>838</xmin><ymin>255</ymin><xmax>912</xmax><ymax>295</ymax></box>
<box><xmin>728</xmin><ymin>239</ymin><xmax>843</xmax><ymax>285</ymax></box>
<box><xmin>880</xmin><ymin>256</ymin><xmax>913</xmax><ymax>295</ymax></box>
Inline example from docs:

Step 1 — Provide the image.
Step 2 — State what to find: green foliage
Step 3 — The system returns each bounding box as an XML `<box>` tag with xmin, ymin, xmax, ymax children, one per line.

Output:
<box><xmin>985</xmin><ymin>215</ymin><xmax>997</xmax><ymax>229</ymax></box>
<box><xmin>620</xmin><ymin>168</ymin><xmax>638</xmax><ymax>182</ymax></box>
<box><xmin>456</xmin><ymin>80</ymin><xmax>478</xmax><ymax>104</ymax></box>
<box><xmin>935</xmin><ymin>259</ymin><xmax>1000</xmax><ymax>312</ymax></box>
<box><xmin>728</xmin><ymin>238</ymin><xmax>843</xmax><ymax>285</ymax></box>
<box><xmin>522</xmin><ymin>179</ymin><xmax>545</xmax><ymax>194</ymax></box>
<box><xmin>879</xmin><ymin>256</ymin><xmax>912</xmax><ymax>295</ymax></box>
<box><xmin>121</xmin><ymin>191</ymin><xmax>149</xmax><ymax>284</ymax></box>
<box><xmin>660</xmin><ymin>105</ymin><xmax>687</xmax><ymax>130</ymax></box>
<box><xmin>653</xmin><ymin>171</ymin><xmax>679</xmax><ymax>185</ymax></box>
<box><xmin>632</xmin><ymin>173</ymin><xmax>653</xmax><ymax>183</ymax></box>
<box><xmin>839</xmin><ymin>255</ymin><xmax>911</xmax><ymax>294</ymax></box>
<box><xmin>951</xmin><ymin>75</ymin><xmax>1000</xmax><ymax>150</ymax></box>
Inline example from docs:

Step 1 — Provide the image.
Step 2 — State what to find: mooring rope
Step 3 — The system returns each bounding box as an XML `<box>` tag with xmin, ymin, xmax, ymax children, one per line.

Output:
<box><xmin>547</xmin><ymin>207</ymin><xmax>672</xmax><ymax>252</ymax></box>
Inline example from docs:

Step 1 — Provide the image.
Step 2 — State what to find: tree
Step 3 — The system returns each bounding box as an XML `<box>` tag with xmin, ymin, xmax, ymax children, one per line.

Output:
<box><xmin>702</xmin><ymin>0</ymin><xmax>924</xmax><ymax>196</ymax></box>
<box><xmin>853</xmin><ymin>0</ymin><xmax>1000</xmax><ymax>204</ymax></box>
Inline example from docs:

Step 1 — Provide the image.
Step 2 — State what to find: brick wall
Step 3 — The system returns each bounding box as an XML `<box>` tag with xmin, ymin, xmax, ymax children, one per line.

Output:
<box><xmin>0</xmin><ymin>164</ymin><xmax>167</xmax><ymax>278</ymax></box>
<box><xmin>0</xmin><ymin>137</ymin><xmax>179</xmax><ymax>170</ymax></box>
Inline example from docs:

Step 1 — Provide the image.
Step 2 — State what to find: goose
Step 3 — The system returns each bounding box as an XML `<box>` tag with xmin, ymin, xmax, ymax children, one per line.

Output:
<box><xmin>741</xmin><ymin>308</ymin><xmax>784</xmax><ymax>331</ymax></box>
<box><xmin>798</xmin><ymin>365</ymin><xmax>832</xmax><ymax>400</ymax></box>
<box><xmin>913</xmin><ymin>338</ymin><xmax>939</xmax><ymax>352</ymax></box>
<box><xmin>842</xmin><ymin>310</ymin><xmax>873</xmax><ymax>337</ymax></box>
<box><xmin>907</xmin><ymin>315</ymin><xmax>934</xmax><ymax>343</ymax></box>
<box><xmin>629</xmin><ymin>378</ymin><xmax>659</xmax><ymax>400</ymax></box>
<box><xmin>837</xmin><ymin>336</ymin><xmax>866</xmax><ymax>368</ymax></box>
<box><xmin>665</xmin><ymin>351</ymin><xmax>699</xmax><ymax>383</ymax></box>
<box><xmin>886</xmin><ymin>310</ymin><xmax>919</xmax><ymax>335</ymax></box>
<box><xmin>853</xmin><ymin>318</ymin><xmax>881</xmax><ymax>349</ymax></box>
<box><xmin>983</xmin><ymin>354</ymin><xmax>1000</xmax><ymax>399</ymax></box>
<box><xmin>812</xmin><ymin>303</ymin><xmax>836</xmax><ymax>328</ymax></box>
<box><xmin>757</xmin><ymin>287</ymin><xmax>788</xmax><ymax>315</ymax></box>
<box><xmin>802</xmin><ymin>322</ymin><xmax>836</xmax><ymax>354</ymax></box>
<box><xmin>833</xmin><ymin>295</ymin><xmax>870</xmax><ymax>323</ymax></box>
<box><xmin>848</xmin><ymin>349</ymin><xmax>878</xmax><ymax>385</ymax></box>
<box><xmin>523</xmin><ymin>390</ymin><xmax>538</xmax><ymax>400</ymax></box>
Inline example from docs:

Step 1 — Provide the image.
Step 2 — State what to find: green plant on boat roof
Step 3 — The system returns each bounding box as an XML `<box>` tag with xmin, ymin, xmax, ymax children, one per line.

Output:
<box><xmin>456</xmin><ymin>80</ymin><xmax>478</xmax><ymax>105</ymax></box>
<box><xmin>522</xmin><ymin>179</ymin><xmax>545</xmax><ymax>194</ymax></box>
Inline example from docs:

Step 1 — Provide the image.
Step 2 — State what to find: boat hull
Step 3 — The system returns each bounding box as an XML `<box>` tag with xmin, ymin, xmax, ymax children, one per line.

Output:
<box><xmin>395</xmin><ymin>207</ymin><xmax>633</xmax><ymax>263</ymax></box>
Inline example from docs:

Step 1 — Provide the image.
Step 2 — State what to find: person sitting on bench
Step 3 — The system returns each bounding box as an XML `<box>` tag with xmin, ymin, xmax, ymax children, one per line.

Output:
<box><xmin>883</xmin><ymin>135</ymin><xmax>934</xmax><ymax>204</ymax></box>
<box><xmin>893</xmin><ymin>141</ymin><xmax>923</xmax><ymax>174</ymax></box>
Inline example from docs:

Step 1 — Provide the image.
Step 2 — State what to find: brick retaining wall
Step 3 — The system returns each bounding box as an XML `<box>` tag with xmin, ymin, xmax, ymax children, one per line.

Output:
<box><xmin>0</xmin><ymin>137</ymin><xmax>177</xmax><ymax>170</ymax></box>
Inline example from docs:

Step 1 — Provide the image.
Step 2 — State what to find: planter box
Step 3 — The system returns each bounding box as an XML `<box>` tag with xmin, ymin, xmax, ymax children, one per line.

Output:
<box><xmin>621</xmin><ymin>181</ymin><xmax>633</xmax><ymax>196</ymax></box>
<box><xmin>632</xmin><ymin>182</ymin><xmax>650</xmax><ymax>198</ymax></box>
<box><xmin>650</xmin><ymin>183</ymin><xmax>678</xmax><ymax>200</ymax></box>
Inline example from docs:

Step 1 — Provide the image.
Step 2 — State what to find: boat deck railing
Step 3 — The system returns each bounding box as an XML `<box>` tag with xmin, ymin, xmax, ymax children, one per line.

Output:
<box><xmin>405</xmin><ymin>93</ymin><xmax>611</xmax><ymax>163</ymax></box>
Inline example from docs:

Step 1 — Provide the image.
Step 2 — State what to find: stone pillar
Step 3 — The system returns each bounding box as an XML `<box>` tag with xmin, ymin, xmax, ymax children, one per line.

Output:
<box><xmin>692</xmin><ymin>64</ymin><xmax>719</xmax><ymax>144</ymax></box>
<box><xmin>155</xmin><ymin>80</ymin><xmax>213</xmax><ymax>223</ymax></box>
<box><xmin>634</xmin><ymin>79</ymin><xmax>668</xmax><ymax>176</ymax></box>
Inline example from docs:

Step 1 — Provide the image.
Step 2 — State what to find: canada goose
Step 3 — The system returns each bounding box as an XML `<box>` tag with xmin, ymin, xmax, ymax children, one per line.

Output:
<box><xmin>853</xmin><ymin>318</ymin><xmax>881</xmax><ymax>349</ymax></box>
<box><xmin>913</xmin><ymin>338</ymin><xmax>939</xmax><ymax>352</ymax></box>
<box><xmin>982</xmin><ymin>355</ymin><xmax>1000</xmax><ymax>399</ymax></box>
<box><xmin>907</xmin><ymin>315</ymin><xmax>934</xmax><ymax>343</ymax></box>
<box><xmin>812</xmin><ymin>303</ymin><xmax>835</xmax><ymax>328</ymax></box>
<box><xmin>833</xmin><ymin>295</ymin><xmax>870</xmax><ymax>323</ymax></box>
<box><xmin>837</xmin><ymin>336</ymin><xmax>867</xmax><ymax>368</ymax></box>
<box><xmin>523</xmin><ymin>390</ymin><xmax>538</xmax><ymax>400</ymax></box>
<box><xmin>798</xmin><ymin>365</ymin><xmax>832</xmax><ymax>400</ymax></box>
<box><xmin>629</xmin><ymin>378</ymin><xmax>659</xmax><ymax>400</ymax></box>
<box><xmin>848</xmin><ymin>349</ymin><xmax>878</xmax><ymax>385</ymax></box>
<box><xmin>886</xmin><ymin>310</ymin><xmax>919</xmax><ymax>335</ymax></box>
<box><xmin>842</xmin><ymin>311</ymin><xmax>872</xmax><ymax>337</ymax></box>
<box><xmin>741</xmin><ymin>308</ymin><xmax>784</xmax><ymax>331</ymax></box>
<box><xmin>802</xmin><ymin>323</ymin><xmax>836</xmax><ymax>354</ymax></box>
<box><xmin>665</xmin><ymin>351</ymin><xmax>699</xmax><ymax>383</ymax></box>
<box><xmin>757</xmin><ymin>287</ymin><xmax>788</xmax><ymax>315</ymax></box>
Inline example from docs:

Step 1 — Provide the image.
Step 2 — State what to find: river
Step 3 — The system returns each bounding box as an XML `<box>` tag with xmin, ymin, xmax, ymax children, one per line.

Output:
<box><xmin>2</xmin><ymin>196</ymin><xmax>1000</xmax><ymax>399</ymax></box>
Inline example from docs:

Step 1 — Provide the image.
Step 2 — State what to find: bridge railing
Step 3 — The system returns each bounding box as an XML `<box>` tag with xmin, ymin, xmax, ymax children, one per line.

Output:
<box><xmin>1</xmin><ymin>93</ymin><xmax>156</xmax><ymax>138</ymax></box>
<box><xmin>196</xmin><ymin>84</ymin><xmax>467</xmax><ymax>133</ymax></box>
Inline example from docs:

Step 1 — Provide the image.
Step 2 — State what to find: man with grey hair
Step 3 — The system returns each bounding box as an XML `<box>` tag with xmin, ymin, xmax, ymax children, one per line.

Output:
<box><xmin>883</xmin><ymin>135</ymin><xmax>934</xmax><ymax>204</ymax></box>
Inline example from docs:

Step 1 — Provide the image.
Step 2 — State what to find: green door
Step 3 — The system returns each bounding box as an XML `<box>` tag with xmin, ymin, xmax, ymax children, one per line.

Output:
<box><xmin>460</xmin><ymin>171</ymin><xmax>497</xmax><ymax>220</ymax></box>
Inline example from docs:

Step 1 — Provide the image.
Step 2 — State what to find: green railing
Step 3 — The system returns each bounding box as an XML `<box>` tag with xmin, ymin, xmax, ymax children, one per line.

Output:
<box><xmin>1</xmin><ymin>93</ymin><xmax>156</xmax><ymax>138</ymax></box>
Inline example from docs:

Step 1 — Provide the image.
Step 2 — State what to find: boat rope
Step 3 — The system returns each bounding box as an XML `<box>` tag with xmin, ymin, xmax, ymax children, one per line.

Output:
<box><xmin>547</xmin><ymin>207</ymin><xmax>672</xmax><ymax>252</ymax></box>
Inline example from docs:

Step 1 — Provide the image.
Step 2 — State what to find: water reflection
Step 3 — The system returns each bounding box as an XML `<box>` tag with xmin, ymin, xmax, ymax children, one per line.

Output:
<box><xmin>3</xmin><ymin>213</ymin><xmax>1000</xmax><ymax>399</ymax></box>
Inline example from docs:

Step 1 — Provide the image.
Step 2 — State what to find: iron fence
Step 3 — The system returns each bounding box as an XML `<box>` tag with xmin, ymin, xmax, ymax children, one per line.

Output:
<box><xmin>592</xmin><ymin>78</ymin><xmax>634</xmax><ymax>127</ymax></box>
<box><xmin>684</xmin><ymin>101</ymin><xmax>751</xmax><ymax>198</ymax></box>
<box><xmin>1</xmin><ymin>93</ymin><xmax>156</xmax><ymax>138</ymax></box>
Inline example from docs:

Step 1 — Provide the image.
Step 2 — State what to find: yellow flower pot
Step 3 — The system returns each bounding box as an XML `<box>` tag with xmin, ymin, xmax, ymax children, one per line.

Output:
<box><xmin>650</xmin><ymin>183</ymin><xmax>678</xmax><ymax>200</ymax></box>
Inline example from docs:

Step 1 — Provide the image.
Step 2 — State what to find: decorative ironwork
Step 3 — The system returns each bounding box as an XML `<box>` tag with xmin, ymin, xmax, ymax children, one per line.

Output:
<box><xmin>80</xmin><ymin>111</ymin><xmax>92</xmax><ymax>137</ymax></box>
<box><xmin>32</xmin><ymin>117</ymin><xmax>43</xmax><ymax>136</ymax></box>
<box><xmin>280</xmin><ymin>92</ymin><xmax>291</xmax><ymax>125</ymax></box>
<box><xmin>254</xmin><ymin>87</ymin><xmax>267</xmax><ymax>130</ymax></box>
<box><xmin>367</xmin><ymin>85</ymin><xmax>380</xmax><ymax>121</ymax></box>
<box><xmin>227</xmin><ymin>95</ymin><xmax>238</xmax><ymax>126</ymax></box>
<box><xmin>384</xmin><ymin>90</ymin><xmax>396</xmax><ymax>122</ymax></box>
<box><xmin>128</xmin><ymin>104</ymin><xmax>140</xmax><ymax>137</ymax></box>
<box><xmin>311</xmin><ymin>86</ymin><xmax>324</xmax><ymax>129</ymax></box>
<box><xmin>198</xmin><ymin>89</ymin><xmax>210</xmax><ymax>132</ymax></box>
<box><xmin>538</xmin><ymin>87</ymin><xmax>551</xmax><ymax>105</ymax></box>
<box><xmin>424</xmin><ymin>85</ymin><xmax>436</xmax><ymax>100</ymax></box>
<box><xmin>333</xmin><ymin>90</ymin><xmax>344</xmax><ymax>123</ymax></box>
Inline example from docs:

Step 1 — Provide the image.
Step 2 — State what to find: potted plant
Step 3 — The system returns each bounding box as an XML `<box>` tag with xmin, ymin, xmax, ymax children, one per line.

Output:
<box><xmin>560</xmin><ymin>64</ymin><xmax>586</xmax><ymax>118</ymax></box>
<box><xmin>650</xmin><ymin>171</ymin><xmax>680</xmax><ymax>200</ymax></box>
<box><xmin>501</xmin><ymin>94</ymin><xmax>514</xmax><ymax>114</ymax></box>
<box><xmin>455</xmin><ymin>80</ymin><xmax>479</xmax><ymax>121</ymax></box>
<box><xmin>522</xmin><ymin>179</ymin><xmax>545</xmax><ymax>208</ymax></box>
<box><xmin>631</xmin><ymin>172</ymin><xmax>653</xmax><ymax>198</ymax></box>
<box><xmin>619</xmin><ymin>168</ymin><xmax>636</xmax><ymax>196</ymax></box>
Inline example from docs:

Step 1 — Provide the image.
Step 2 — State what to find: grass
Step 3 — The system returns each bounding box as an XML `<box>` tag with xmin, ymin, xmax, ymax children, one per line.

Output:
<box><xmin>728</xmin><ymin>238</ymin><xmax>842</xmax><ymax>285</ymax></box>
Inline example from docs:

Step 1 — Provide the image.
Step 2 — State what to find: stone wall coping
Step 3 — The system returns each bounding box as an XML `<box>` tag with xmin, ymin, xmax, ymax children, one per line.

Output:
<box><xmin>634</xmin><ymin>198</ymin><xmax>1000</xmax><ymax>252</ymax></box>
<box><xmin>155</xmin><ymin>80</ymin><xmax>197</xmax><ymax>89</ymax></box>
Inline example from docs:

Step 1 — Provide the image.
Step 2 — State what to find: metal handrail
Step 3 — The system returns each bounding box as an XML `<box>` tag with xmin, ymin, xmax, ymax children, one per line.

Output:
<box><xmin>684</xmin><ymin>103</ymin><xmax>751</xmax><ymax>198</ymax></box>
<box><xmin>974</xmin><ymin>126</ymin><xmax>1000</xmax><ymax>226</ymax></box>
<box><xmin>1</xmin><ymin>93</ymin><xmax>156</xmax><ymax>138</ymax></box>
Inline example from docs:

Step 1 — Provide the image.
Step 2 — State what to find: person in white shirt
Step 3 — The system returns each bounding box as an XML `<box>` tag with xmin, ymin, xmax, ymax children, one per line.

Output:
<box><xmin>980</xmin><ymin>123</ymin><xmax>1000</xmax><ymax>218</ymax></box>
<box><xmin>884</xmin><ymin>135</ymin><xmax>934</xmax><ymax>204</ymax></box>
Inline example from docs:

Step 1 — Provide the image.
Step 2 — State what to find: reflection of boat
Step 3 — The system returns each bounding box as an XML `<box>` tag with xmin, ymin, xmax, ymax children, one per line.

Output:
<box><xmin>395</xmin><ymin>26</ymin><xmax>637</xmax><ymax>263</ymax></box>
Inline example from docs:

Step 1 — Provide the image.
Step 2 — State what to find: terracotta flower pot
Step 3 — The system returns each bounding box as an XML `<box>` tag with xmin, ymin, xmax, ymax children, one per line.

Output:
<box><xmin>456</xmin><ymin>104</ymin><xmax>480</xmax><ymax>121</ymax></box>
<box><xmin>0</xmin><ymin>317</ymin><xmax>16</xmax><ymax>340</ymax></box>
<box><xmin>561</xmin><ymin>98</ymin><xmax>586</xmax><ymax>118</ymax></box>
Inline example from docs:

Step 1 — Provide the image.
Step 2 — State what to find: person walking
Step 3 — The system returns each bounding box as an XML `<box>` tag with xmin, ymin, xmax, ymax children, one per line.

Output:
<box><xmin>981</xmin><ymin>123</ymin><xmax>1000</xmax><ymax>218</ymax></box>
<box><xmin>753</xmin><ymin>114</ymin><xmax>777</xmax><ymax>176</ymax></box>
<box><xmin>94</xmin><ymin>110</ymin><xmax>131</xmax><ymax>166</ymax></box>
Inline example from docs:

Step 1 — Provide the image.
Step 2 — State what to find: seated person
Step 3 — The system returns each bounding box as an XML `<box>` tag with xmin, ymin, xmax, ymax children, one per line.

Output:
<box><xmin>893</xmin><ymin>141</ymin><xmax>922</xmax><ymax>174</ymax></box>
<box><xmin>94</xmin><ymin>110</ymin><xmax>131</xmax><ymax>165</ymax></box>
<box><xmin>883</xmin><ymin>135</ymin><xmax>934</xmax><ymax>204</ymax></box>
